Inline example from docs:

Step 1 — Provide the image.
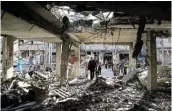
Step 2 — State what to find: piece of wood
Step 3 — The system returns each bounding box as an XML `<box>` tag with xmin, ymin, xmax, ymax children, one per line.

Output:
<box><xmin>57</xmin><ymin>88</ymin><xmax>71</xmax><ymax>97</ymax></box>
<box><xmin>8</xmin><ymin>80</ymin><xmax>16</xmax><ymax>90</ymax></box>
<box><xmin>122</xmin><ymin>70</ymin><xmax>137</xmax><ymax>85</ymax></box>
<box><xmin>55</xmin><ymin>89</ymin><xmax>69</xmax><ymax>98</ymax></box>
<box><xmin>52</xmin><ymin>90</ymin><xmax>66</xmax><ymax>99</ymax></box>
<box><xmin>56</xmin><ymin>98</ymin><xmax>78</xmax><ymax>103</ymax></box>
<box><xmin>9</xmin><ymin>102</ymin><xmax>37</xmax><ymax>111</ymax></box>
<box><xmin>34</xmin><ymin>71</ymin><xmax>48</xmax><ymax>79</ymax></box>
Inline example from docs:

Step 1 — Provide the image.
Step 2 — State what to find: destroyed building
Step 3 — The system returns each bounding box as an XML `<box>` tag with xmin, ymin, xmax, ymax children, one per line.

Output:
<box><xmin>1</xmin><ymin>1</ymin><xmax>171</xmax><ymax>111</ymax></box>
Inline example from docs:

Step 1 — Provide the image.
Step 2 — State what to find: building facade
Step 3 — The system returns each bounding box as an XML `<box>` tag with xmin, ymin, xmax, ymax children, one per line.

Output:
<box><xmin>80</xmin><ymin>44</ymin><xmax>129</xmax><ymax>67</ymax></box>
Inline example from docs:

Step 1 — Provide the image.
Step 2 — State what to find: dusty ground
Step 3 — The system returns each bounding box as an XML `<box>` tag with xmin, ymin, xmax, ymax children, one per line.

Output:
<box><xmin>38</xmin><ymin>77</ymin><xmax>171</xmax><ymax>111</ymax></box>
<box><xmin>7</xmin><ymin>66</ymin><xmax>171</xmax><ymax>111</ymax></box>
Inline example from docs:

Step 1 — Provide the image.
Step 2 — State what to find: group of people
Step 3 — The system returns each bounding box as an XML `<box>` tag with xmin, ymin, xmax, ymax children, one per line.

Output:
<box><xmin>85</xmin><ymin>57</ymin><xmax>129</xmax><ymax>79</ymax></box>
<box><xmin>17</xmin><ymin>56</ymin><xmax>40</xmax><ymax>73</ymax></box>
<box><xmin>113</xmin><ymin>59</ymin><xmax>128</xmax><ymax>76</ymax></box>
<box><xmin>85</xmin><ymin>57</ymin><xmax>102</xmax><ymax>80</ymax></box>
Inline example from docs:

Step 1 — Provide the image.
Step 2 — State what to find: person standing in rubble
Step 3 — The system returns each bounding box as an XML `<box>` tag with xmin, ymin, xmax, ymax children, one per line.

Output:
<box><xmin>29</xmin><ymin>56</ymin><xmax>33</xmax><ymax>65</ymax></box>
<box><xmin>17</xmin><ymin>56</ymin><xmax>22</xmax><ymax>73</ymax></box>
<box><xmin>118</xmin><ymin>61</ymin><xmax>123</xmax><ymax>75</ymax></box>
<box><xmin>88</xmin><ymin>57</ymin><xmax>96</xmax><ymax>80</ymax></box>
<box><xmin>85</xmin><ymin>63</ymin><xmax>88</xmax><ymax>79</ymax></box>
<box><xmin>123</xmin><ymin>60</ymin><xmax>128</xmax><ymax>75</ymax></box>
<box><xmin>96</xmin><ymin>62</ymin><xmax>101</xmax><ymax>77</ymax></box>
<box><xmin>105</xmin><ymin>59</ymin><xmax>108</xmax><ymax>69</ymax></box>
<box><xmin>98</xmin><ymin>62</ymin><xmax>102</xmax><ymax>75</ymax></box>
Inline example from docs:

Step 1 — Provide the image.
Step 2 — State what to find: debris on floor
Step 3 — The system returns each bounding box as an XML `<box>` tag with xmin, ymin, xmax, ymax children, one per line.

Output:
<box><xmin>1</xmin><ymin>66</ymin><xmax>171</xmax><ymax>111</ymax></box>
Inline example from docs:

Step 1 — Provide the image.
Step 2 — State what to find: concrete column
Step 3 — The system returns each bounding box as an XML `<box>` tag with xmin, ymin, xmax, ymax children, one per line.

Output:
<box><xmin>72</xmin><ymin>46</ymin><xmax>80</xmax><ymax>76</ymax></box>
<box><xmin>161</xmin><ymin>39</ymin><xmax>164</xmax><ymax>65</ymax></box>
<box><xmin>129</xmin><ymin>43</ymin><xmax>136</xmax><ymax>71</ymax></box>
<box><xmin>2</xmin><ymin>36</ymin><xmax>14</xmax><ymax>79</ymax></box>
<box><xmin>56</xmin><ymin>43</ymin><xmax>62</xmax><ymax>77</ymax></box>
<box><xmin>60</xmin><ymin>37</ymin><xmax>70</xmax><ymax>86</ymax></box>
<box><xmin>146</xmin><ymin>31</ymin><xmax>157</xmax><ymax>91</ymax></box>
<box><xmin>2</xmin><ymin>37</ymin><xmax>7</xmax><ymax>78</ymax></box>
<box><xmin>0</xmin><ymin>37</ymin><xmax>3</xmax><ymax>76</ymax></box>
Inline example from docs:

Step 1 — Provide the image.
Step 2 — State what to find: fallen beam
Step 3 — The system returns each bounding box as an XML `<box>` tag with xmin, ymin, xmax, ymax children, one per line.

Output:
<box><xmin>34</xmin><ymin>71</ymin><xmax>48</xmax><ymax>79</ymax></box>
<box><xmin>56</xmin><ymin>98</ymin><xmax>79</xmax><ymax>103</ymax></box>
<box><xmin>57</xmin><ymin>88</ymin><xmax>71</xmax><ymax>97</ymax></box>
<box><xmin>52</xmin><ymin>90</ymin><xmax>66</xmax><ymax>99</ymax></box>
<box><xmin>137</xmin><ymin>70</ymin><xmax>148</xmax><ymax>88</ymax></box>
<box><xmin>122</xmin><ymin>68</ymin><xmax>147</xmax><ymax>86</ymax></box>
<box><xmin>55</xmin><ymin>89</ymin><xmax>69</xmax><ymax>98</ymax></box>
<box><xmin>8</xmin><ymin>102</ymin><xmax>37</xmax><ymax>111</ymax></box>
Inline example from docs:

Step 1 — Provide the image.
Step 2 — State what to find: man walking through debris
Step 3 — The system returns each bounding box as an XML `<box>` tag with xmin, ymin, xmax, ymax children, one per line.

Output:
<box><xmin>29</xmin><ymin>56</ymin><xmax>33</xmax><ymax>65</ymax></box>
<box><xmin>118</xmin><ymin>61</ymin><xmax>123</xmax><ymax>75</ymax></box>
<box><xmin>85</xmin><ymin>62</ymin><xmax>88</xmax><ymax>79</ymax></box>
<box><xmin>88</xmin><ymin>57</ymin><xmax>96</xmax><ymax>80</ymax></box>
<box><xmin>105</xmin><ymin>59</ymin><xmax>108</xmax><ymax>69</ymax></box>
<box><xmin>98</xmin><ymin>62</ymin><xmax>102</xmax><ymax>75</ymax></box>
<box><xmin>17</xmin><ymin>56</ymin><xmax>22</xmax><ymax>73</ymax></box>
<box><xmin>123</xmin><ymin>60</ymin><xmax>128</xmax><ymax>75</ymax></box>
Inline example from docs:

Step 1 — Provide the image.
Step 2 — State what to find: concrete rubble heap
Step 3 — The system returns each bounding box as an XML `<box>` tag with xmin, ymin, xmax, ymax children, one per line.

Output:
<box><xmin>1</xmin><ymin>66</ymin><xmax>171</xmax><ymax>111</ymax></box>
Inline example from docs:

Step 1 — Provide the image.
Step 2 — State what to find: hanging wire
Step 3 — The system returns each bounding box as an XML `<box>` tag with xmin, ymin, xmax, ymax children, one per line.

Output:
<box><xmin>103</xmin><ymin>32</ymin><xmax>107</xmax><ymax>50</ymax></box>
<box><xmin>114</xmin><ymin>29</ymin><xmax>121</xmax><ymax>54</ymax></box>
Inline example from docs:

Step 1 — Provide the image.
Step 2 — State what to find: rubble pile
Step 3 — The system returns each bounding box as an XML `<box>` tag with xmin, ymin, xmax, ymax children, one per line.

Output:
<box><xmin>49</xmin><ymin>76</ymin><xmax>171</xmax><ymax>111</ymax></box>
<box><xmin>89</xmin><ymin>76</ymin><xmax>122</xmax><ymax>90</ymax></box>
<box><xmin>1</xmin><ymin>70</ymin><xmax>65</xmax><ymax>111</ymax></box>
<box><xmin>1</xmin><ymin>75</ymin><xmax>41</xmax><ymax>111</ymax></box>
<box><xmin>1</xmin><ymin>68</ymin><xmax>171</xmax><ymax>111</ymax></box>
<box><xmin>157</xmin><ymin>66</ymin><xmax>171</xmax><ymax>87</ymax></box>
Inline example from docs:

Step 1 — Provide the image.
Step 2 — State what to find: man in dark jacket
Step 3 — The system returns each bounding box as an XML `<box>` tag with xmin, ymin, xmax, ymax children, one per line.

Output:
<box><xmin>88</xmin><ymin>57</ymin><xmax>96</xmax><ymax>80</ymax></box>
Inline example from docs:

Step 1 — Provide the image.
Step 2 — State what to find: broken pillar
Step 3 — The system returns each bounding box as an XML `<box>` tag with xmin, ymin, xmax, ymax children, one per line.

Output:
<box><xmin>146</xmin><ymin>30</ymin><xmax>157</xmax><ymax>91</ymax></box>
<box><xmin>2</xmin><ymin>36</ymin><xmax>14</xmax><ymax>79</ymax></box>
<box><xmin>129</xmin><ymin>43</ymin><xmax>136</xmax><ymax>71</ymax></box>
<box><xmin>56</xmin><ymin>43</ymin><xmax>62</xmax><ymax>77</ymax></box>
<box><xmin>60</xmin><ymin>35</ymin><xmax>70</xmax><ymax>86</ymax></box>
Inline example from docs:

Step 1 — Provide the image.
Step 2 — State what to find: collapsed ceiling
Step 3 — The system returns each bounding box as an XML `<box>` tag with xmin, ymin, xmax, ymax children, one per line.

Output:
<box><xmin>40</xmin><ymin>2</ymin><xmax>170</xmax><ymax>39</ymax></box>
<box><xmin>41</xmin><ymin>1</ymin><xmax>170</xmax><ymax>58</ymax></box>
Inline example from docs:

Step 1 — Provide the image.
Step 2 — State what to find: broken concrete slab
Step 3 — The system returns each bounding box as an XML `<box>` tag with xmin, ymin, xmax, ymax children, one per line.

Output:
<box><xmin>137</xmin><ymin>70</ymin><xmax>148</xmax><ymax>88</ymax></box>
<box><xmin>122</xmin><ymin>68</ymin><xmax>148</xmax><ymax>87</ymax></box>
<box><xmin>8</xmin><ymin>102</ymin><xmax>37</xmax><ymax>111</ymax></box>
<box><xmin>89</xmin><ymin>77</ymin><xmax>115</xmax><ymax>90</ymax></box>
<box><xmin>122</xmin><ymin>70</ymin><xmax>137</xmax><ymax>85</ymax></box>
<box><xmin>34</xmin><ymin>71</ymin><xmax>48</xmax><ymax>79</ymax></box>
<box><xmin>69</xmin><ymin>78</ymin><xmax>78</xmax><ymax>84</ymax></box>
